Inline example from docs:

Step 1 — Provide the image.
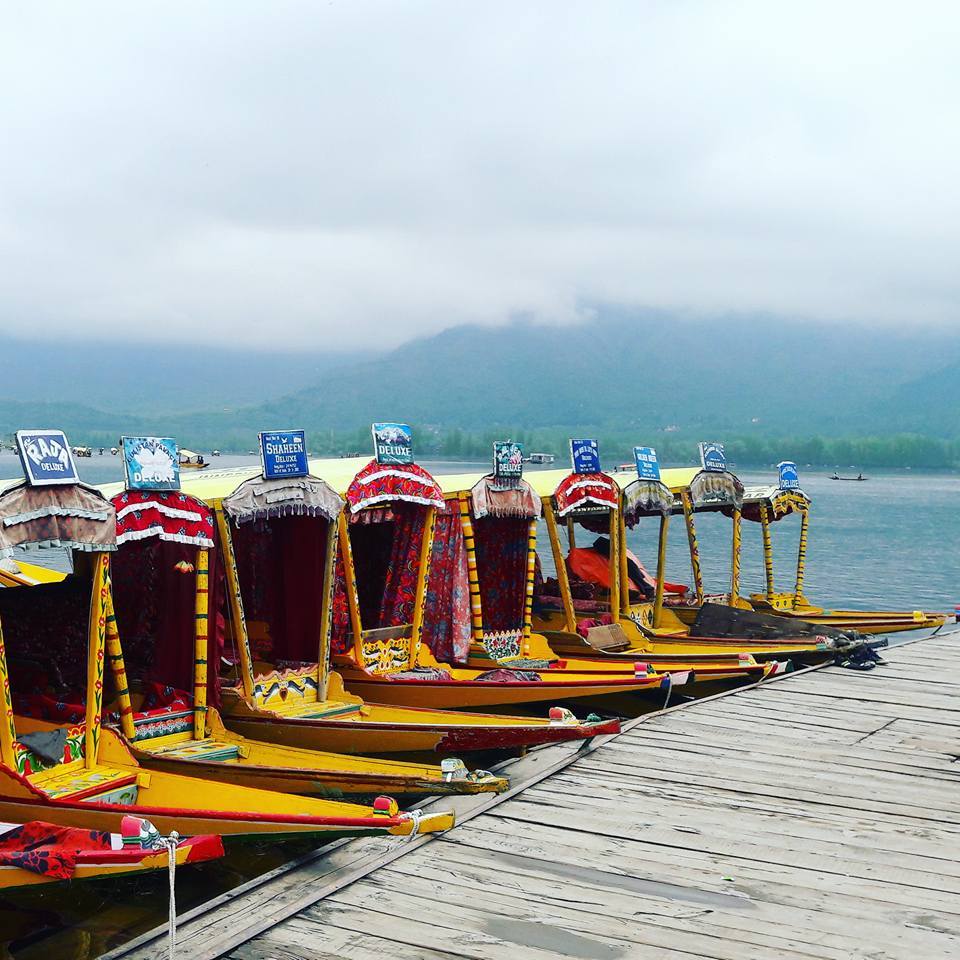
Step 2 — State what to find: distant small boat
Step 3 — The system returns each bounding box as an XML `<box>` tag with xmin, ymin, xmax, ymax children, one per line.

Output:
<box><xmin>179</xmin><ymin>449</ymin><xmax>210</xmax><ymax>470</ymax></box>
<box><xmin>526</xmin><ymin>452</ymin><xmax>555</xmax><ymax>464</ymax></box>
<box><xmin>830</xmin><ymin>473</ymin><xmax>867</xmax><ymax>481</ymax></box>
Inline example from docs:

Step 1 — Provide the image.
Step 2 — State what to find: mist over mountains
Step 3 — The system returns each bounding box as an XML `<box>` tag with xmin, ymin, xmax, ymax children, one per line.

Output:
<box><xmin>1</xmin><ymin>312</ymin><xmax>958</xmax><ymax>453</ymax></box>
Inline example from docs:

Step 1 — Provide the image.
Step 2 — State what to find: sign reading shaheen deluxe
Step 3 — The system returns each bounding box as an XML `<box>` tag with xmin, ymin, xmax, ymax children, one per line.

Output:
<box><xmin>260</xmin><ymin>429</ymin><xmax>308</xmax><ymax>480</ymax></box>
<box><xmin>372</xmin><ymin>423</ymin><xmax>413</xmax><ymax>465</ymax></box>
<box><xmin>16</xmin><ymin>429</ymin><xmax>80</xmax><ymax>486</ymax></box>
<box><xmin>122</xmin><ymin>436</ymin><xmax>180</xmax><ymax>491</ymax></box>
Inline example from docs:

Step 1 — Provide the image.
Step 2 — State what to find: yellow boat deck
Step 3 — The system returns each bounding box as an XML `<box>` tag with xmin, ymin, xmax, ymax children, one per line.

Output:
<box><xmin>113</xmin><ymin>631</ymin><xmax>960</xmax><ymax>960</ymax></box>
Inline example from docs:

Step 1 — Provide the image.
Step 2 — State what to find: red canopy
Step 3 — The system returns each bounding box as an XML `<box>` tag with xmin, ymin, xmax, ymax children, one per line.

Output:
<box><xmin>552</xmin><ymin>472</ymin><xmax>619</xmax><ymax>518</ymax></box>
<box><xmin>345</xmin><ymin>460</ymin><xmax>444</xmax><ymax>514</ymax></box>
<box><xmin>111</xmin><ymin>491</ymin><xmax>215</xmax><ymax>547</ymax></box>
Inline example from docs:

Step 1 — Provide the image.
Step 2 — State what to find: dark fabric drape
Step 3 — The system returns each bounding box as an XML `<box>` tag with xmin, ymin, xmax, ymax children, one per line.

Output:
<box><xmin>474</xmin><ymin>517</ymin><xmax>529</xmax><ymax>633</ymax></box>
<box><xmin>421</xmin><ymin>507</ymin><xmax>471</xmax><ymax>664</ymax></box>
<box><xmin>111</xmin><ymin>538</ymin><xmax>223</xmax><ymax>707</ymax></box>
<box><xmin>230</xmin><ymin>515</ymin><xmax>329</xmax><ymax>665</ymax></box>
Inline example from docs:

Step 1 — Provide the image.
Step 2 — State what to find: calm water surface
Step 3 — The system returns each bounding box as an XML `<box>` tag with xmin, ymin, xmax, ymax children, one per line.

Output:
<box><xmin>0</xmin><ymin>457</ymin><xmax>956</xmax><ymax>955</ymax></box>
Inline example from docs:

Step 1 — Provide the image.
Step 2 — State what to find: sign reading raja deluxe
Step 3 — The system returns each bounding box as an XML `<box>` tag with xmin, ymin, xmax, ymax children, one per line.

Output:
<box><xmin>260</xmin><ymin>429</ymin><xmax>308</xmax><ymax>480</ymax></box>
<box><xmin>698</xmin><ymin>441</ymin><xmax>727</xmax><ymax>473</ymax></box>
<box><xmin>16</xmin><ymin>429</ymin><xmax>80</xmax><ymax>486</ymax></box>
<box><xmin>570</xmin><ymin>438</ymin><xmax>601</xmax><ymax>474</ymax></box>
<box><xmin>633</xmin><ymin>445</ymin><xmax>661</xmax><ymax>481</ymax></box>
<box><xmin>778</xmin><ymin>460</ymin><xmax>800</xmax><ymax>490</ymax></box>
<box><xmin>493</xmin><ymin>440</ymin><xmax>524</xmax><ymax>483</ymax></box>
<box><xmin>372</xmin><ymin>423</ymin><xmax>413</xmax><ymax>465</ymax></box>
<box><xmin>122</xmin><ymin>437</ymin><xmax>180</xmax><ymax>491</ymax></box>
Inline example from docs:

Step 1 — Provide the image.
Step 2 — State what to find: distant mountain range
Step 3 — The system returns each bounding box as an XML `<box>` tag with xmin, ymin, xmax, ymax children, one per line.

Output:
<box><xmin>2</xmin><ymin>312</ymin><xmax>959</xmax><ymax>450</ymax></box>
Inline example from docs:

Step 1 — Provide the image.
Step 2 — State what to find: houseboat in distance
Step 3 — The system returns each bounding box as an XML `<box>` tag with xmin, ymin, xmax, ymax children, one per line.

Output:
<box><xmin>526</xmin><ymin>452</ymin><xmax>555</xmax><ymax>464</ymax></box>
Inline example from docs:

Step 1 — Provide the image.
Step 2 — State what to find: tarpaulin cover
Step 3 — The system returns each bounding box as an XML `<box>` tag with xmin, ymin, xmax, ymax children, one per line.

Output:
<box><xmin>420</xmin><ymin>503</ymin><xmax>471</xmax><ymax>663</ymax></box>
<box><xmin>688</xmin><ymin>471</ymin><xmax>744</xmax><ymax>511</ymax></box>
<box><xmin>474</xmin><ymin>516</ymin><xmax>529</xmax><ymax>633</ymax></box>
<box><xmin>111</xmin><ymin>491</ymin><xmax>215</xmax><ymax>548</ymax></box>
<box><xmin>552</xmin><ymin>473</ymin><xmax>619</xmax><ymax>518</ymax></box>
<box><xmin>345</xmin><ymin>460</ymin><xmax>444</xmax><ymax>514</ymax></box>
<box><xmin>0</xmin><ymin>821</ymin><xmax>112</xmax><ymax>879</ymax></box>
<box><xmin>111</xmin><ymin>536</ymin><xmax>223</xmax><ymax>708</ymax></box>
<box><xmin>223</xmin><ymin>475</ymin><xmax>343</xmax><ymax>524</ymax></box>
<box><xmin>0</xmin><ymin>482</ymin><xmax>115</xmax><ymax>558</ymax></box>
<box><xmin>470</xmin><ymin>476</ymin><xmax>542</xmax><ymax>520</ymax></box>
<box><xmin>622</xmin><ymin>479</ymin><xmax>675</xmax><ymax>524</ymax></box>
<box><xmin>738</xmin><ymin>485</ymin><xmax>810</xmax><ymax>523</ymax></box>
<box><xmin>230</xmin><ymin>514</ymin><xmax>331</xmax><ymax>664</ymax></box>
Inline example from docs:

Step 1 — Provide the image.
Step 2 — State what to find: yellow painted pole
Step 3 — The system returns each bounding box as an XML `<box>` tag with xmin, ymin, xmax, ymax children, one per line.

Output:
<box><xmin>544</xmin><ymin>500</ymin><xmax>576</xmax><ymax>633</ymax></box>
<box><xmin>192</xmin><ymin>547</ymin><xmax>210</xmax><ymax>741</ymax></box>
<box><xmin>338</xmin><ymin>514</ymin><xmax>365</xmax><ymax>664</ymax></box>
<box><xmin>521</xmin><ymin>519</ymin><xmax>538</xmax><ymax>654</ymax></box>
<box><xmin>607</xmin><ymin>508</ymin><xmax>620</xmax><ymax>624</ymax></box>
<box><xmin>457</xmin><ymin>492</ymin><xmax>485</xmax><ymax>643</ymax></box>
<box><xmin>566</xmin><ymin>516</ymin><xmax>577</xmax><ymax>549</ymax></box>
<box><xmin>316</xmin><ymin>518</ymin><xmax>338</xmax><ymax>700</ymax></box>
<box><xmin>409</xmin><ymin>506</ymin><xmax>437</xmax><ymax>666</ymax></box>
<box><xmin>215</xmin><ymin>508</ymin><xmax>255</xmax><ymax>698</ymax></box>
<box><xmin>760</xmin><ymin>503</ymin><xmax>775</xmax><ymax>602</ymax></box>
<box><xmin>0</xmin><ymin>615</ymin><xmax>18</xmax><ymax>769</ymax></box>
<box><xmin>681</xmin><ymin>492</ymin><xmax>704</xmax><ymax>605</ymax></box>
<box><xmin>85</xmin><ymin>553</ymin><xmax>109</xmax><ymax>768</ymax></box>
<box><xmin>104</xmin><ymin>593</ymin><xmax>135</xmax><ymax>741</ymax></box>
<box><xmin>730</xmin><ymin>507</ymin><xmax>742</xmax><ymax>606</ymax></box>
<box><xmin>653</xmin><ymin>514</ymin><xmax>670</xmax><ymax>629</ymax></box>
<box><xmin>794</xmin><ymin>505</ymin><xmax>809</xmax><ymax>606</ymax></box>
<box><xmin>618</xmin><ymin>507</ymin><xmax>630</xmax><ymax>618</ymax></box>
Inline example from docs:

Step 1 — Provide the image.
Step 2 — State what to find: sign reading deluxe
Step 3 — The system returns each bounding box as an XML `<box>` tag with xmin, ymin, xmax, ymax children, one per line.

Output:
<box><xmin>260</xmin><ymin>429</ymin><xmax>309</xmax><ymax>480</ymax></box>
<box><xmin>16</xmin><ymin>429</ymin><xmax>80</xmax><ymax>486</ymax></box>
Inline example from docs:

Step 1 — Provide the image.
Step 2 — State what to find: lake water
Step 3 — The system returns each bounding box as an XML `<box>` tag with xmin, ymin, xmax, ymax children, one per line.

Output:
<box><xmin>0</xmin><ymin>456</ymin><xmax>956</xmax><ymax>955</ymax></box>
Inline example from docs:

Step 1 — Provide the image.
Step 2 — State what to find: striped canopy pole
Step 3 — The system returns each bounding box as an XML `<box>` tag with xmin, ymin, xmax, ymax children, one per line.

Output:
<box><xmin>337</xmin><ymin>514</ymin><xmax>365</xmax><ymax>665</ymax></box>
<box><xmin>544</xmin><ymin>500</ymin><xmax>577</xmax><ymax>634</ymax></box>
<box><xmin>618</xmin><ymin>508</ymin><xmax>631</xmax><ymax>618</ymax></box>
<box><xmin>215</xmin><ymin>508</ymin><xmax>255</xmax><ymax>699</ymax></box>
<box><xmin>730</xmin><ymin>507</ymin><xmax>742</xmax><ymax>605</ymax></box>
<box><xmin>456</xmin><ymin>492</ymin><xmax>485</xmax><ymax>644</ymax></box>
<box><xmin>85</xmin><ymin>553</ymin><xmax>109</xmax><ymax>768</ymax></box>
<box><xmin>0</xmin><ymin>615</ymin><xmax>18</xmax><ymax>769</ymax></box>
<box><xmin>521</xmin><ymin>519</ymin><xmax>538</xmax><ymax>654</ymax></box>
<box><xmin>794</xmin><ymin>505</ymin><xmax>810</xmax><ymax>605</ymax></box>
<box><xmin>192</xmin><ymin>547</ymin><xmax>210</xmax><ymax>741</ymax></box>
<box><xmin>681</xmin><ymin>491</ymin><xmax>704</xmax><ymax>605</ymax></box>
<box><xmin>409</xmin><ymin>506</ymin><xmax>437</xmax><ymax>667</ymax></box>
<box><xmin>653</xmin><ymin>514</ymin><xmax>670</xmax><ymax>629</ymax></box>
<box><xmin>104</xmin><ymin>593</ymin><xmax>135</xmax><ymax>741</ymax></box>
<box><xmin>316</xmin><ymin>519</ymin><xmax>339</xmax><ymax>700</ymax></box>
<box><xmin>760</xmin><ymin>503</ymin><xmax>775</xmax><ymax>602</ymax></box>
<box><xmin>607</xmin><ymin>508</ymin><xmax>620</xmax><ymax>624</ymax></box>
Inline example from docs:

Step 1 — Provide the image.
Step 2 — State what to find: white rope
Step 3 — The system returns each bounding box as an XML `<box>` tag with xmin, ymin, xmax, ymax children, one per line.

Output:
<box><xmin>161</xmin><ymin>832</ymin><xmax>180</xmax><ymax>959</ymax></box>
<box><xmin>405</xmin><ymin>809</ymin><xmax>423</xmax><ymax>838</ymax></box>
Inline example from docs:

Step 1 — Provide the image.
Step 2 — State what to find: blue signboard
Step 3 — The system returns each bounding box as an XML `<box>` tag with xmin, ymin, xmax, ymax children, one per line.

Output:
<box><xmin>633</xmin><ymin>445</ymin><xmax>661</xmax><ymax>481</ymax></box>
<box><xmin>569</xmin><ymin>438</ymin><xmax>601</xmax><ymax>474</ymax></box>
<box><xmin>122</xmin><ymin>436</ymin><xmax>180</xmax><ymax>491</ymax></box>
<box><xmin>493</xmin><ymin>440</ymin><xmax>524</xmax><ymax>483</ymax></box>
<box><xmin>259</xmin><ymin>429</ymin><xmax>308</xmax><ymax>480</ymax></box>
<box><xmin>777</xmin><ymin>460</ymin><xmax>800</xmax><ymax>490</ymax></box>
<box><xmin>16</xmin><ymin>429</ymin><xmax>80</xmax><ymax>486</ymax></box>
<box><xmin>372</xmin><ymin>423</ymin><xmax>413</xmax><ymax>465</ymax></box>
<box><xmin>698</xmin><ymin>441</ymin><xmax>726</xmax><ymax>473</ymax></box>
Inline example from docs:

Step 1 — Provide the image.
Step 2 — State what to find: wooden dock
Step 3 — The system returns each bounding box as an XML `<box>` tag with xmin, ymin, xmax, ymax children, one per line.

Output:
<box><xmin>117</xmin><ymin>634</ymin><xmax>960</xmax><ymax>960</ymax></box>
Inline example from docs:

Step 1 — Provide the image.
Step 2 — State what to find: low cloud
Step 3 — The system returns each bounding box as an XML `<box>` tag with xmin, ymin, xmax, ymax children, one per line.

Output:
<box><xmin>2</xmin><ymin>1</ymin><xmax>959</xmax><ymax>348</ymax></box>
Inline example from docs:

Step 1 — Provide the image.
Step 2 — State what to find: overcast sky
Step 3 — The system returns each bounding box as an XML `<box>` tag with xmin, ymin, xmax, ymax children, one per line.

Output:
<box><xmin>2</xmin><ymin>2</ymin><xmax>958</xmax><ymax>349</ymax></box>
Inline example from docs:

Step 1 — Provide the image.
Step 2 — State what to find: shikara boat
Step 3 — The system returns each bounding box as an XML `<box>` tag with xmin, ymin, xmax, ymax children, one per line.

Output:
<box><xmin>175</xmin><ymin>459</ymin><xmax>619</xmax><ymax>754</ymax></box>
<box><xmin>330</xmin><ymin>456</ymin><xmax>674</xmax><ymax>708</ymax></box>
<box><xmin>0</xmin><ymin>816</ymin><xmax>223</xmax><ymax>890</ymax></box>
<box><xmin>105</xmin><ymin>486</ymin><xmax>505</xmax><ymax>795</ymax></box>
<box><xmin>736</xmin><ymin>481</ymin><xmax>949</xmax><ymax>635</ymax></box>
<box><xmin>0</xmin><ymin>475</ymin><xmax>452</xmax><ymax>840</ymax></box>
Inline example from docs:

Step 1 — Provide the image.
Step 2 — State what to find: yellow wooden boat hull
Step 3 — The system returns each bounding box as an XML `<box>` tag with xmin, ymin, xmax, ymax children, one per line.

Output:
<box><xmin>745</xmin><ymin>595</ymin><xmax>950</xmax><ymax>635</ymax></box>
<box><xmin>125</xmin><ymin>707</ymin><xmax>506</xmax><ymax>796</ymax></box>
<box><xmin>0</xmin><ymin>727</ymin><xmax>453</xmax><ymax>841</ymax></box>
<box><xmin>220</xmin><ymin>673</ymin><xmax>620</xmax><ymax>755</ymax></box>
